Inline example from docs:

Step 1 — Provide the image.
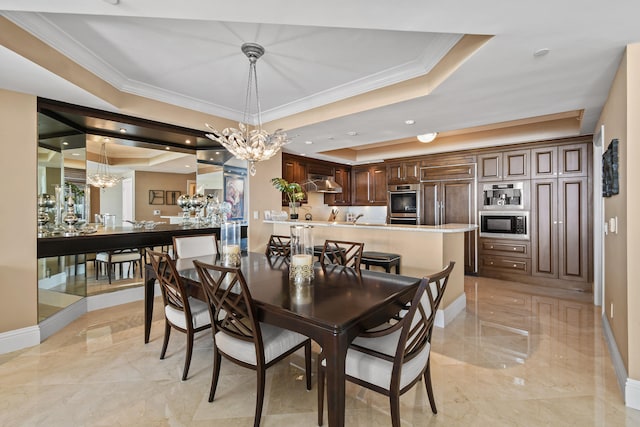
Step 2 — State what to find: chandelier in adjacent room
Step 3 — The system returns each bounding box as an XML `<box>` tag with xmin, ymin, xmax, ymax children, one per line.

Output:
<box><xmin>87</xmin><ymin>139</ymin><xmax>121</xmax><ymax>189</ymax></box>
<box><xmin>205</xmin><ymin>43</ymin><xmax>290</xmax><ymax>176</ymax></box>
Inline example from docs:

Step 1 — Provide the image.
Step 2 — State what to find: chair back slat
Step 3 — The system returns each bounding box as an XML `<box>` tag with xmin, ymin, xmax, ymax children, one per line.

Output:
<box><xmin>265</xmin><ymin>234</ymin><xmax>291</xmax><ymax>257</ymax></box>
<box><xmin>193</xmin><ymin>261</ymin><xmax>261</xmax><ymax>346</ymax></box>
<box><xmin>396</xmin><ymin>262</ymin><xmax>455</xmax><ymax>365</ymax></box>
<box><xmin>320</xmin><ymin>240</ymin><xmax>364</xmax><ymax>271</ymax></box>
<box><xmin>147</xmin><ymin>249</ymin><xmax>192</xmax><ymax>319</ymax></box>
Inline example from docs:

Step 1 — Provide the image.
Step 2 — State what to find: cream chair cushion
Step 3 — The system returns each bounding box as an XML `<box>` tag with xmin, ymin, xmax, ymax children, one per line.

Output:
<box><xmin>164</xmin><ymin>296</ymin><xmax>211</xmax><ymax>329</ymax></box>
<box><xmin>216</xmin><ymin>323</ymin><xmax>307</xmax><ymax>365</ymax></box>
<box><xmin>328</xmin><ymin>330</ymin><xmax>431</xmax><ymax>390</ymax></box>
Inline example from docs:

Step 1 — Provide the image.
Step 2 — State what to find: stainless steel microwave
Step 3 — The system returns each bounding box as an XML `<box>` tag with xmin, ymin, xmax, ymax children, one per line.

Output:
<box><xmin>479</xmin><ymin>211</ymin><xmax>529</xmax><ymax>240</ymax></box>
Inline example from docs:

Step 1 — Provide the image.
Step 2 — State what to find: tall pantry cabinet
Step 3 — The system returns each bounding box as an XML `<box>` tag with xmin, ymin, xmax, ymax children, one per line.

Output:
<box><xmin>530</xmin><ymin>144</ymin><xmax>590</xmax><ymax>289</ymax></box>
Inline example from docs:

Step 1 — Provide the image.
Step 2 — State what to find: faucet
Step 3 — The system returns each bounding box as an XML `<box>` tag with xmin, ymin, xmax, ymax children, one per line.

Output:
<box><xmin>352</xmin><ymin>214</ymin><xmax>364</xmax><ymax>224</ymax></box>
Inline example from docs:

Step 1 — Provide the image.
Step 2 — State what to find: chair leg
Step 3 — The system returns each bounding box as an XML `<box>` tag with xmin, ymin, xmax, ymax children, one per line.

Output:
<box><xmin>317</xmin><ymin>357</ymin><xmax>325</xmax><ymax>426</ymax></box>
<box><xmin>424</xmin><ymin>358</ymin><xmax>437</xmax><ymax>414</ymax></box>
<box><xmin>389</xmin><ymin>391</ymin><xmax>401</xmax><ymax>427</ymax></box>
<box><xmin>305</xmin><ymin>340</ymin><xmax>312</xmax><ymax>391</ymax></box>
<box><xmin>160</xmin><ymin>321</ymin><xmax>171</xmax><ymax>360</ymax></box>
<box><xmin>254</xmin><ymin>368</ymin><xmax>266</xmax><ymax>427</ymax></box>
<box><xmin>209</xmin><ymin>350</ymin><xmax>222</xmax><ymax>402</ymax></box>
<box><xmin>182</xmin><ymin>330</ymin><xmax>194</xmax><ymax>381</ymax></box>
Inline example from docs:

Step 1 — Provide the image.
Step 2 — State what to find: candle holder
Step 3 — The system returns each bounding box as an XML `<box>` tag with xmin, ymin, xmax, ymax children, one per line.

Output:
<box><xmin>221</xmin><ymin>221</ymin><xmax>241</xmax><ymax>267</ymax></box>
<box><xmin>289</xmin><ymin>225</ymin><xmax>314</xmax><ymax>285</ymax></box>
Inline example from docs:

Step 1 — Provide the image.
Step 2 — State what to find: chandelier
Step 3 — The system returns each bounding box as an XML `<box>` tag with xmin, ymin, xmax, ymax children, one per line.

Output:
<box><xmin>205</xmin><ymin>43</ymin><xmax>290</xmax><ymax>176</ymax></box>
<box><xmin>87</xmin><ymin>140</ymin><xmax>121</xmax><ymax>189</ymax></box>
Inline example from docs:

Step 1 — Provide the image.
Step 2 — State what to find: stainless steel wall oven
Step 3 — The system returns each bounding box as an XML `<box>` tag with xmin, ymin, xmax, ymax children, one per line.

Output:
<box><xmin>387</xmin><ymin>184</ymin><xmax>419</xmax><ymax>225</ymax></box>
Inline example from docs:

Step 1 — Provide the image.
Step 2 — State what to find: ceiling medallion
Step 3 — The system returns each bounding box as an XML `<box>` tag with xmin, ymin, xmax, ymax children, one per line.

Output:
<box><xmin>205</xmin><ymin>42</ymin><xmax>290</xmax><ymax>176</ymax></box>
<box><xmin>87</xmin><ymin>141</ymin><xmax>121</xmax><ymax>189</ymax></box>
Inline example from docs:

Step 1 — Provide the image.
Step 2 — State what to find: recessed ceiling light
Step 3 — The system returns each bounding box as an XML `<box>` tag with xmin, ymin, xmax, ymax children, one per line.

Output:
<box><xmin>165</xmin><ymin>147</ymin><xmax>170</xmax><ymax>150</ymax></box>
<box><xmin>185</xmin><ymin>139</ymin><xmax>191</xmax><ymax>144</ymax></box>
<box><xmin>215</xmin><ymin>152</ymin><xmax>220</xmax><ymax>155</ymax></box>
<box><xmin>209</xmin><ymin>158</ymin><xmax>214</xmax><ymax>161</ymax></box>
<box><xmin>405</xmin><ymin>120</ymin><xmax>415</xmax><ymax>125</ymax></box>
<box><xmin>346</xmin><ymin>131</ymin><xmax>358</xmax><ymax>136</ymax></box>
<box><xmin>305</xmin><ymin>141</ymin><xmax>313</xmax><ymax>145</ymax></box>
<box><xmin>185</xmin><ymin>165</ymin><xmax>191</xmax><ymax>168</ymax></box>
<box><xmin>62</xmin><ymin>141</ymin><xmax>69</xmax><ymax>146</ymax></box>
<box><xmin>104</xmin><ymin>137</ymin><xmax>110</xmax><ymax>142</ymax></box>
<box><xmin>417</xmin><ymin>132</ymin><xmax>438</xmax><ymax>143</ymax></box>
<box><xmin>533</xmin><ymin>48</ymin><xmax>550</xmax><ymax>57</ymax></box>
<box><xmin>119</xmin><ymin>128</ymin><xmax>127</xmax><ymax>134</ymax></box>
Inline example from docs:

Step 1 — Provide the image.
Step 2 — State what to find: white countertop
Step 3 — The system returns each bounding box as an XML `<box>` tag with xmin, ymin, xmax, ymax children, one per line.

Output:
<box><xmin>265</xmin><ymin>220</ymin><xmax>477</xmax><ymax>233</ymax></box>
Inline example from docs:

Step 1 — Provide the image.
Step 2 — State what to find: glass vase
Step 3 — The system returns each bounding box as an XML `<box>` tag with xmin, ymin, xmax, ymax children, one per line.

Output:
<box><xmin>289</xmin><ymin>224</ymin><xmax>314</xmax><ymax>285</ymax></box>
<box><xmin>221</xmin><ymin>221</ymin><xmax>241</xmax><ymax>267</ymax></box>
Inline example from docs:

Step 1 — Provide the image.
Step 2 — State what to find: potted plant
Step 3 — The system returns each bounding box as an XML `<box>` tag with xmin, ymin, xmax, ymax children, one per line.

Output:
<box><xmin>271</xmin><ymin>177</ymin><xmax>304</xmax><ymax>220</ymax></box>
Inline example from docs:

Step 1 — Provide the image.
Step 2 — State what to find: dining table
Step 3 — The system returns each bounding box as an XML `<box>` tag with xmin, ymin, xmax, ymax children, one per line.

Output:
<box><xmin>171</xmin><ymin>251</ymin><xmax>422</xmax><ymax>427</ymax></box>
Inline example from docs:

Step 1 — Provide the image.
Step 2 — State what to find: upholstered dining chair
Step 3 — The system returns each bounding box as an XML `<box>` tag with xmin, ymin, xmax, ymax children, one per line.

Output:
<box><xmin>172</xmin><ymin>233</ymin><xmax>219</xmax><ymax>259</ymax></box>
<box><xmin>147</xmin><ymin>249</ymin><xmax>212</xmax><ymax>381</ymax></box>
<box><xmin>319</xmin><ymin>239</ymin><xmax>364</xmax><ymax>272</ymax></box>
<box><xmin>265</xmin><ymin>234</ymin><xmax>291</xmax><ymax>257</ymax></box>
<box><xmin>317</xmin><ymin>261</ymin><xmax>455</xmax><ymax>427</ymax></box>
<box><xmin>193</xmin><ymin>260</ymin><xmax>312</xmax><ymax>427</ymax></box>
<box><xmin>95</xmin><ymin>249</ymin><xmax>143</xmax><ymax>284</ymax></box>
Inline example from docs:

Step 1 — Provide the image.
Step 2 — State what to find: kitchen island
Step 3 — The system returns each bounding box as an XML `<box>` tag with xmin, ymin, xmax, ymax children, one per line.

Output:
<box><xmin>267</xmin><ymin>220</ymin><xmax>477</xmax><ymax>326</ymax></box>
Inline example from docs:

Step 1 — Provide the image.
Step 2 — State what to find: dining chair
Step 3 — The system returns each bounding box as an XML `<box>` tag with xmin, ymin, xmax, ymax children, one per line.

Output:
<box><xmin>317</xmin><ymin>261</ymin><xmax>455</xmax><ymax>427</ymax></box>
<box><xmin>95</xmin><ymin>248</ymin><xmax>143</xmax><ymax>284</ymax></box>
<box><xmin>319</xmin><ymin>239</ymin><xmax>364</xmax><ymax>272</ymax></box>
<box><xmin>193</xmin><ymin>260</ymin><xmax>312</xmax><ymax>427</ymax></box>
<box><xmin>147</xmin><ymin>249</ymin><xmax>212</xmax><ymax>381</ymax></box>
<box><xmin>173</xmin><ymin>234</ymin><xmax>219</xmax><ymax>259</ymax></box>
<box><xmin>265</xmin><ymin>234</ymin><xmax>291</xmax><ymax>257</ymax></box>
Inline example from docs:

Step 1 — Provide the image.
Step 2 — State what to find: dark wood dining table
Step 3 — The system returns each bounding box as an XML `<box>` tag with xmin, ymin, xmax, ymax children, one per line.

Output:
<box><xmin>169</xmin><ymin>252</ymin><xmax>421</xmax><ymax>427</ymax></box>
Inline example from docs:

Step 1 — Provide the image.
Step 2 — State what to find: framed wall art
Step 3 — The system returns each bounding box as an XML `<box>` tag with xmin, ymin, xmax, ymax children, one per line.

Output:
<box><xmin>224</xmin><ymin>168</ymin><xmax>246</xmax><ymax>221</ymax></box>
<box><xmin>602</xmin><ymin>138</ymin><xmax>619</xmax><ymax>197</ymax></box>
<box><xmin>148</xmin><ymin>190</ymin><xmax>165</xmax><ymax>205</ymax></box>
<box><xmin>165</xmin><ymin>190</ymin><xmax>181</xmax><ymax>205</ymax></box>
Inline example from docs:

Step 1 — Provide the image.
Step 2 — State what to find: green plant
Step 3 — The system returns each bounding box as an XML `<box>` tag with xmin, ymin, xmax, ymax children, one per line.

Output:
<box><xmin>271</xmin><ymin>177</ymin><xmax>304</xmax><ymax>204</ymax></box>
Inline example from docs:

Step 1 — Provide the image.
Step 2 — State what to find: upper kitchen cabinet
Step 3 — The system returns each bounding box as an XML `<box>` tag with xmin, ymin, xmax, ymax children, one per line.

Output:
<box><xmin>324</xmin><ymin>166</ymin><xmax>352</xmax><ymax>206</ymax></box>
<box><xmin>387</xmin><ymin>159</ymin><xmax>420</xmax><ymax>184</ymax></box>
<box><xmin>353</xmin><ymin>164</ymin><xmax>387</xmax><ymax>205</ymax></box>
<box><xmin>531</xmin><ymin>143</ymin><xmax>588</xmax><ymax>179</ymax></box>
<box><xmin>282</xmin><ymin>154</ymin><xmax>309</xmax><ymax>205</ymax></box>
<box><xmin>478</xmin><ymin>149</ymin><xmax>529</xmax><ymax>181</ymax></box>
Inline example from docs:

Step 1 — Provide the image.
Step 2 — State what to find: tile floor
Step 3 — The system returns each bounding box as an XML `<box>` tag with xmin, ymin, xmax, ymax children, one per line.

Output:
<box><xmin>3</xmin><ymin>275</ymin><xmax>640</xmax><ymax>426</ymax></box>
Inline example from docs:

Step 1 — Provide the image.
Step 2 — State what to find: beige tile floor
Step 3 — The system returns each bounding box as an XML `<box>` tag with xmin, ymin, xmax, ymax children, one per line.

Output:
<box><xmin>4</xmin><ymin>275</ymin><xmax>640</xmax><ymax>426</ymax></box>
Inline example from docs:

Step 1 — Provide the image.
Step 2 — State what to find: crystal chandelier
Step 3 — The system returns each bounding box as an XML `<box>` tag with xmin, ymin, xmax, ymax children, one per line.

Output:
<box><xmin>205</xmin><ymin>43</ymin><xmax>290</xmax><ymax>176</ymax></box>
<box><xmin>87</xmin><ymin>140</ymin><xmax>121</xmax><ymax>189</ymax></box>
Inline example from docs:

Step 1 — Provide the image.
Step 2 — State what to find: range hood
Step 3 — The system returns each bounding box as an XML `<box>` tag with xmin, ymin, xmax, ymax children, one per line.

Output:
<box><xmin>304</xmin><ymin>174</ymin><xmax>343</xmax><ymax>193</ymax></box>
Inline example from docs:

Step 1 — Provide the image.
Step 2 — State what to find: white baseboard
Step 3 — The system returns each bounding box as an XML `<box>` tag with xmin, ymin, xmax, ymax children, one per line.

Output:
<box><xmin>626</xmin><ymin>378</ymin><xmax>640</xmax><ymax>411</ymax></box>
<box><xmin>39</xmin><ymin>298</ymin><xmax>88</xmax><ymax>342</ymax></box>
<box><xmin>1</xmin><ymin>284</ymin><xmax>160</xmax><ymax>355</ymax></box>
<box><xmin>601</xmin><ymin>313</ymin><xmax>627</xmax><ymax>393</ymax></box>
<box><xmin>0</xmin><ymin>325</ymin><xmax>40</xmax><ymax>354</ymax></box>
<box><xmin>86</xmin><ymin>286</ymin><xmax>146</xmax><ymax>311</ymax></box>
<box><xmin>435</xmin><ymin>293</ymin><xmax>466</xmax><ymax>328</ymax></box>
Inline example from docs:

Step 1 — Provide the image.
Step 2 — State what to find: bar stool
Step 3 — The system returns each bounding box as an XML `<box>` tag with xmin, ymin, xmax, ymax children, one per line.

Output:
<box><xmin>360</xmin><ymin>251</ymin><xmax>401</xmax><ymax>274</ymax></box>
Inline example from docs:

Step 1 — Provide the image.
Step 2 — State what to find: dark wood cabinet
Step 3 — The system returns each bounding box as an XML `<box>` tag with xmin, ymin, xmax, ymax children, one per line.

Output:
<box><xmin>282</xmin><ymin>154</ymin><xmax>308</xmax><ymax>205</ymax></box>
<box><xmin>478</xmin><ymin>149</ymin><xmax>529</xmax><ymax>181</ymax></box>
<box><xmin>531</xmin><ymin>177</ymin><xmax>589</xmax><ymax>287</ymax></box>
<box><xmin>387</xmin><ymin>160</ymin><xmax>419</xmax><ymax>184</ymax></box>
<box><xmin>531</xmin><ymin>144</ymin><xmax>588</xmax><ymax>179</ymax></box>
<box><xmin>353</xmin><ymin>164</ymin><xmax>387</xmax><ymax>205</ymax></box>
<box><xmin>422</xmin><ymin>179</ymin><xmax>476</xmax><ymax>273</ymax></box>
<box><xmin>478</xmin><ymin>238</ymin><xmax>532</xmax><ymax>276</ymax></box>
<box><xmin>324</xmin><ymin>166</ymin><xmax>352</xmax><ymax>206</ymax></box>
